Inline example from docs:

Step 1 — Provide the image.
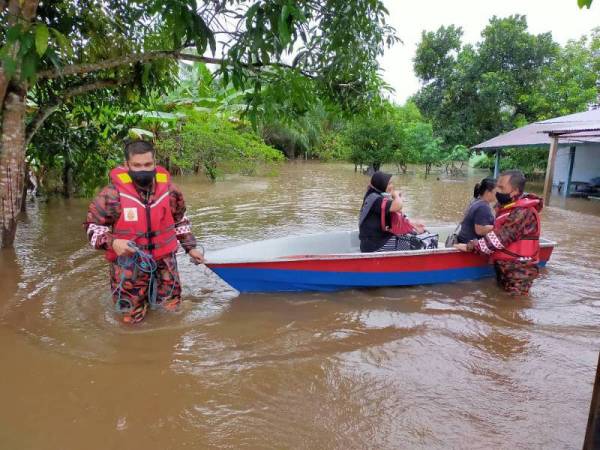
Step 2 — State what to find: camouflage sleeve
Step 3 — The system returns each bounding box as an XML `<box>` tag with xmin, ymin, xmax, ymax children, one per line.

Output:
<box><xmin>169</xmin><ymin>183</ymin><xmax>197</xmax><ymax>253</ymax></box>
<box><xmin>472</xmin><ymin>208</ymin><xmax>537</xmax><ymax>255</ymax></box>
<box><xmin>84</xmin><ymin>185</ymin><xmax>121</xmax><ymax>250</ymax></box>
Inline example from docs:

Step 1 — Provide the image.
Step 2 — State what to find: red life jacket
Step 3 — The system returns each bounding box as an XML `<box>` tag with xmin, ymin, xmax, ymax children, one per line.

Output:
<box><xmin>381</xmin><ymin>197</ymin><xmax>415</xmax><ymax>235</ymax></box>
<box><xmin>490</xmin><ymin>196</ymin><xmax>541</xmax><ymax>263</ymax></box>
<box><xmin>105</xmin><ymin>165</ymin><xmax>178</xmax><ymax>262</ymax></box>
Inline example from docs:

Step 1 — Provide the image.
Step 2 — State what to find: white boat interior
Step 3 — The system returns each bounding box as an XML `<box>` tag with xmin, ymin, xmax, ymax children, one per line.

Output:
<box><xmin>205</xmin><ymin>225</ymin><xmax>557</xmax><ymax>264</ymax></box>
<box><xmin>206</xmin><ymin>226</ymin><xmax>458</xmax><ymax>263</ymax></box>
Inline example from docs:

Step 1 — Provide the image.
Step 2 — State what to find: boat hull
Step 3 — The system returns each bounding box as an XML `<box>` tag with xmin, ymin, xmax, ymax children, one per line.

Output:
<box><xmin>206</xmin><ymin>246</ymin><xmax>554</xmax><ymax>293</ymax></box>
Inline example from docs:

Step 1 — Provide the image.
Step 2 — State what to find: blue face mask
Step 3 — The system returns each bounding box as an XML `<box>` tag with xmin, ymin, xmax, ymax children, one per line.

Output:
<box><xmin>496</xmin><ymin>191</ymin><xmax>513</xmax><ymax>205</ymax></box>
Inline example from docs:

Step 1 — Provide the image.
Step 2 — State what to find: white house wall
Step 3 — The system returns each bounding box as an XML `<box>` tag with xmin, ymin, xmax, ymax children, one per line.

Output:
<box><xmin>552</xmin><ymin>143</ymin><xmax>600</xmax><ymax>195</ymax></box>
<box><xmin>553</xmin><ymin>145</ymin><xmax>572</xmax><ymax>188</ymax></box>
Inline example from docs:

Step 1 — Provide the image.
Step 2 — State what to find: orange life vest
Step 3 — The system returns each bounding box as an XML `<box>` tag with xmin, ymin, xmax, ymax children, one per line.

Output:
<box><xmin>490</xmin><ymin>197</ymin><xmax>541</xmax><ymax>263</ymax></box>
<box><xmin>105</xmin><ymin>165</ymin><xmax>178</xmax><ymax>262</ymax></box>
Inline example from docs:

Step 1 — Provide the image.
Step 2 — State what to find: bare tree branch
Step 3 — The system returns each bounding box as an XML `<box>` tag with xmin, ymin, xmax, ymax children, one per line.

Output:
<box><xmin>36</xmin><ymin>49</ymin><xmax>315</xmax><ymax>80</ymax></box>
<box><xmin>25</xmin><ymin>79</ymin><xmax>121</xmax><ymax>146</ymax></box>
<box><xmin>37</xmin><ymin>51</ymin><xmax>225</xmax><ymax>80</ymax></box>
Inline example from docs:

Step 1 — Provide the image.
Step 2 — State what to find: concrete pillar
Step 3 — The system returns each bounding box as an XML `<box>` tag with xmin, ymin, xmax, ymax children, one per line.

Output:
<box><xmin>543</xmin><ymin>135</ymin><xmax>559</xmax><ymax>206</ymax></box>
<box><xmin>493</xmin><ymin>149</ymin><xmax>501</xmax><ymax>178</ymax></box>
<box><xmin>565</xmin><ymin>146</ymin><xmax>576</xmax><ymax>197</ymax></box>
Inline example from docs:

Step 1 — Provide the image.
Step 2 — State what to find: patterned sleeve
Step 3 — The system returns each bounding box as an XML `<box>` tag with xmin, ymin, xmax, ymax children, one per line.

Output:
<box><xmin>169</xmin><ymin>183</ymin><xmax>198</xmax><ymax>253</ymax></box>
<box><xmin>471</xmin><ymin>208</ymin><xmax>537</xmax><ymax>255</ymax></box>
<box><xmin>84</xmin><ymin>185</ymin><xmax>121</xmax><ymax>250</ymax></box>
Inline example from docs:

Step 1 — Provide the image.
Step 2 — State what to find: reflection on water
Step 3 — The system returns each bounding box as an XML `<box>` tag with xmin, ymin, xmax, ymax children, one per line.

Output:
<box><xmin>0</xmin><ymin>162</ymin><xmax>599</xmax><ymax>449</ymax></box>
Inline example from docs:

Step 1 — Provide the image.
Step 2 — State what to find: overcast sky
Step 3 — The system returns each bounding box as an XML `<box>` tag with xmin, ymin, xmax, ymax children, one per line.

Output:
<box><xmin>380</xmin><ymin>0</ymin><xmax>600</xmax><ymax>103</ymax></box>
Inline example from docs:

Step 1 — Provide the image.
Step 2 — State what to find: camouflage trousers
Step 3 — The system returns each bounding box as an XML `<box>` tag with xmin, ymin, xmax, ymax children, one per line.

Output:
<box><xmin>110</xmin><ymin>254</ymin><xmax>181</xmax><ymax>324</ymax></box>
<box><xmin>494</xmin><ymin>260</ymin><xmax>540</xmax><ymax>296</ymax></box>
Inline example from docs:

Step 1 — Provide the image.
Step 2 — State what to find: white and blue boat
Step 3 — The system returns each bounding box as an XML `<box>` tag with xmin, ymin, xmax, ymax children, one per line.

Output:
<box><xmin>205</xmin><ymin>226</ymin><xmax>556</xmax><ymax>293</ymax></box>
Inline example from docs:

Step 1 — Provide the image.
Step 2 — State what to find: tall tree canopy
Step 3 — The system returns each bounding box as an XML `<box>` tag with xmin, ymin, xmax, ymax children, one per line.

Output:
<box><xmin>0</xmin><ymin>0</ymin><xmax>397</xmax><ymax>247</ymax></box>
<box><xmin>412</xmin><ymin>16</ymin><xmax>598</xmax><ymax>149</ymax></box>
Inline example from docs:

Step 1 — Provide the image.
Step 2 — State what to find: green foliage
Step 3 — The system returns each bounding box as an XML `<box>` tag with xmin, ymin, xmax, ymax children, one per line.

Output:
<box><xmin>526</xmin><ymin>31</ymin><xmax>599</xmax><ymax>118</ymax></box>
<box><xmin>414</xmin><ymin>25</ymin><xmax>463</xmax><ymax>82</ymax></box>
<box><xmin>248</xmin><ymin>69</ymin><xmax>319</xmax><ymax>126</ymax></box>
<box><xmin>345</xmin><ymin>112</ymin><xmax>401</xmax><ymax>170</ymax></box>
<box><xmin>312</xmin><ymin>131</ymin><xmax>350</xmax><ymax>161</ymax></box>
<box><xmin>446</xmin><ymin>144</ymin><xmax>470</xmax><ymax>163</ymax></box>
<box><xmin>412</xmin><ymin>17</ymin><xmax>598</xmax><ymax>179</ymax></box>
<box><xmin>0</xmin><ymin>20</ymin><xmax>66</xmax><ymax>83</ymax></box>
<box><xmin>261</xmin><ymin>121</ymin><xmax>312</xmax><ymax>158</ymax></box>
<box><xmin>12</xmin><ymin>0</ymin><xmax>398</xmax><ymax>197</ymax></box>
<box><xmin>224</xmin><ymin>0</ymin><xmax>398</xmax><ymax>111</ymax></box>
<box><xmin>442</xmin><ymin>144</ymin><xmax>470</xmax><ymax>174</ymax></box>
<box><xmin>387</xmin><ymin>102</ymin><xmax>424</xmax><ymax>172</ymax></box>
<box><xmin>413</xmin><ymin>18</ymin><xmax>598</xmax><ymax>151</ymax></box>
<box><xmin>403</xmin><ymin>122</ymin><xmax>443</xmax><ymax>174</ymax></box>
<box><xmin>28</xmin><ymin>102</ymin><xmax>132</xmax><ymax>196</ymax></box>
<box><xmin>153</xmin><ymin>110</ymin><xmax>283</xmax><ymax>180</ymax></box>
<box><xmin>129</xmin><ymin>128</ymin><xmax>155</xmax><ymax>140</ymax></box>
<box><xmin>285</xmin><ymin>100</ymin><xmax>446</xmax><ymax>174</ymax></box>
<box><xmin>472</xmin><ymin>148</ymin><xmax>548</xmax><ymax>178</ymax></box>
<box><xmin>259</xmin><ymin>97</ymin><xmax>344</xmax><ymax>158</ymax></box>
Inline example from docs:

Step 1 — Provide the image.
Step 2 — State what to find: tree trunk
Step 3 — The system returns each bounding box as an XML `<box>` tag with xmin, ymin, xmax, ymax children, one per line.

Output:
<box><xmin>62</xmin><ymin>147</ymin><xmax>73</xmax><ymax>198</ymax></box>
<box><xmin>20</xmin><ymin>163</ymin><xmax>30</xmax><ymax>212</ymax></box>
<box><xmin>0</xmin><ymin>69</ymin><xmax>7</xmax><ymax>112</ymax></box>
<box><xmin>0</xmin><ymin>90</ymin><xmax>27</xmax><ymax>248</ymax></box>
<box><xmin>0</xmin><ymin>0</ymin><xmax>39</xmax><ymax>247</ymax></box>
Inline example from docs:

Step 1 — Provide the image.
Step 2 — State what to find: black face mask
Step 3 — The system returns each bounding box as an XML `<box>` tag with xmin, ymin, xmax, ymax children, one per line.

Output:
<box><xmin>129</xmin><ymin>169</ymin><xmax>156</xmax><ymax>187</ymax></box>
<box><xmin>496</xmin><ymin>191</ymin><xmax>513</xmax><ymax>205</ymax></box>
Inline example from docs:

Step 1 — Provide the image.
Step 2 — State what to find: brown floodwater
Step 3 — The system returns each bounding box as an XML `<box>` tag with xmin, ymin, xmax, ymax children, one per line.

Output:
<box><xmin>1</xmin><ymin>161</ymin><xmax>599</xmax><ymax>449</ymax></box>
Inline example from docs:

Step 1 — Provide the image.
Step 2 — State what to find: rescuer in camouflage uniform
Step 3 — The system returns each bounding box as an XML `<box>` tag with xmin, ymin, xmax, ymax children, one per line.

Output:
<box><xmin>85</xmin><ymin>141</ymin><xmax>203</xmax><ymax>323</ymax></box>
<box><xmin>456</xmin><ymin>170</ymin><xmax>543</xmax><ymax>296</ymax></box>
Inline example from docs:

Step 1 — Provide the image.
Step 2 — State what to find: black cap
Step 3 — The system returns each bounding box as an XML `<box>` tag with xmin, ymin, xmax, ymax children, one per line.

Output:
<box><xmin>370</xmin><ymin>171</ymin><xmax>392</xmax><ymax>192</ymax></box>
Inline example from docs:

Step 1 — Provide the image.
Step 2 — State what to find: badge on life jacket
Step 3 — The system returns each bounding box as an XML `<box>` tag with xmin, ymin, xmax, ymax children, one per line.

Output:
<box><xmin>124</xmin><ymin>207</ymin><xmax>138</xmax><ymax>222</ymax></box>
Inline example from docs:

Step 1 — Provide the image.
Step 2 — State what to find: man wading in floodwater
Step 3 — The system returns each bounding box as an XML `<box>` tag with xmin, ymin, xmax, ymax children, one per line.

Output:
<box><xmin>84</xmin><ymin>140</ymin><xmax>204</xmax><ymax>323</ymax></box>
<box><xmin>455</xmin><ymin>170</ymin><xmax>543</xmax><ymax>296</ymax></box>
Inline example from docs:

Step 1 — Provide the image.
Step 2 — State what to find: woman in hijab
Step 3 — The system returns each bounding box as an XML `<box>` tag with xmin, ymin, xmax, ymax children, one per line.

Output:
<box><xmin>358</xmin><ymin>171</ymin><xmax>425</xmax><ymax>252</ymax></box>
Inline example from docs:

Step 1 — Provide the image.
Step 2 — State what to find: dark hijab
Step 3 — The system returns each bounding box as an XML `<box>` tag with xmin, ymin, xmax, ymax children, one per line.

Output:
<box><xmin>371</xmin><ymin>171</ymin><xmax>392</xmax><ymax>192</ymax></box>
<box><xmin>363</xmin><ymin>171</ymin><xmax>392</xmax><ymax>203</ymax></box>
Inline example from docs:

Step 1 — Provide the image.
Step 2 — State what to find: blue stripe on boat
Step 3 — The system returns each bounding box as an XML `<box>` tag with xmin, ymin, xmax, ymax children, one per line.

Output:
<box><xmin>212</xmin><ymin>264</ymin><xmax>550</xmax><ymax>293</ymax></box>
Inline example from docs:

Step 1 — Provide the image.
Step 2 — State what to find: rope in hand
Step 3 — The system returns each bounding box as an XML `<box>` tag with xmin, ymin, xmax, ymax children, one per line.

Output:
<box><xmin>112</xmin><ymin>242</ymin><xmax>163</xmax><ymax>313</ymax></box>
<box><xmin>112</xmin><ymin>242</ymin><xmax>207</xmax><ymax>314</ymax></box>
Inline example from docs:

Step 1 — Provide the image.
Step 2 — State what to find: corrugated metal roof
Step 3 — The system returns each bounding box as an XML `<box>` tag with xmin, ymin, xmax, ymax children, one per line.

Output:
<box><xmin>472</xmin><ymin>109</ymin><xmax>600</xmax><ymax>150</ymax></box>
<box><xmin>538</xmin><ymin>108</ymin><xmax>600</xmax><ymax>124</ymax></box>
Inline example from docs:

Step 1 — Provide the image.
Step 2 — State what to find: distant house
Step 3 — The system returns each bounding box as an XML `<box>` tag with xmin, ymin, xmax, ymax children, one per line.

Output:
<box><xmin>472</xmin><ymin>109</ymin><xmax>600</xmax><ymax>204</ymax></box>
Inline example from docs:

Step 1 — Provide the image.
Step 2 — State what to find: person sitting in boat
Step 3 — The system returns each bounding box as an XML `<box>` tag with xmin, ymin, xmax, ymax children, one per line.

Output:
<box><xmin>358</xmin><ymin>171</ymin><xmax>426</xmax><ymax>252</ymax></box>
<box><xmin>455</xmin><ymin>170</ymin><xmax>543</xmax><ymax>296</ymax></box>
<box><xmin>456</xmin><ymin>177</ymin><xmax>496</xmax><ymax>243</ymax></box>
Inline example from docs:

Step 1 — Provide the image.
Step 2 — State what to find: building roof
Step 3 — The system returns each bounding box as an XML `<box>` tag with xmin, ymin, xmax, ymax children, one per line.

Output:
<box><xmin>473</xmin><ymin>108</ymin><xmax>600</xmax><ymax>151</ymax></box>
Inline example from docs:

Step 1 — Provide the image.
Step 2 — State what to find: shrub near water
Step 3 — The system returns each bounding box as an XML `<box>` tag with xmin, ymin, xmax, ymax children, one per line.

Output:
<box><xmin>472</xmin><ymin>147</ymin><xmax>548</xmax><ymax>179</ymax></box>
<box><xmin>312</xmin><ymin>131</ymin><xmax>351</xmax><ymax>161</ymax></box>
<box><xmin>154</xmin><ymin>111</ymin><xmax>284</xmax><ymax>180</ymax></box>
